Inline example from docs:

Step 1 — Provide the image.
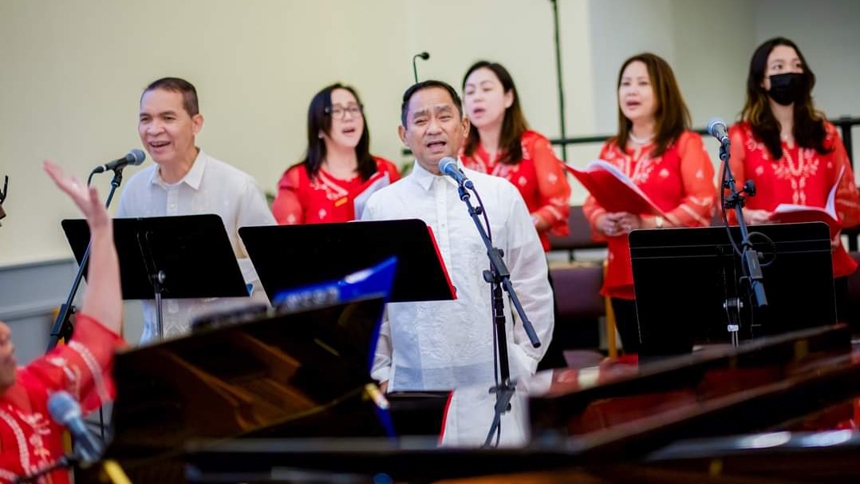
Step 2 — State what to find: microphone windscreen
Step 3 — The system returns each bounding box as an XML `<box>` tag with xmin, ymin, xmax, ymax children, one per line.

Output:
<box><xmin>127</xmin><ymin>149</ymin><xmax>146</xmax><ymax>166</ymax></box>
<box><xmin>707</xmin><ymin>118</ymin><xmax>727</xmax><ymax>138</ymax></box>
<box><xmin>437</xmin><ymin>157</ymin><xmax>457</xmax><ymax>173</ymax></box>
<box><xmin>47</xmin><ymin>391</ymin><xmax>80</xmax><ymax>425</ymax></box>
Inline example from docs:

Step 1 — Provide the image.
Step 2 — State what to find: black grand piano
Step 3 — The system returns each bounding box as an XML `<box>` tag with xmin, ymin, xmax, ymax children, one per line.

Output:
<box><xmin>86</xmin><ymin>292</ymin><xmax>860</xmax><ymax>483</ymax></box>
<box><xmin>83</xmin><ymin>221</ymin><xmax>860</xmax><ymax>482</ymax></box>
<box><xmin>87</xmin><ymin>292</ymin><xmax>455</xmax><ymax>483</ymax></box>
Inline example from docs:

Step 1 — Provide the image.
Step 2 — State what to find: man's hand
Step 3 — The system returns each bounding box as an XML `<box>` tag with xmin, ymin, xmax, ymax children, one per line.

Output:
<box><xmin>43</xmin><ymin>160</ymin><xmax>109</xmax><ymax>230</ymax></box>
<box><xmin>379</xmin><ymin>381</ymin><xmax>389</xmax><ymax>393</ymax></box>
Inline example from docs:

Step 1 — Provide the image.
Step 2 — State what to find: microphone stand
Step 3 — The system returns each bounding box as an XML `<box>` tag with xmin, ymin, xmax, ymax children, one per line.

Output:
<box><xmin>48</xmin><ymin>167</ymin><xmax>125</xmax><ymax>351</ymax></box>
<box><xmin>454</xmin><ymin>183</ymin><xmax>541</xmax><ymax>447</ymax></box>
<box><xmin>549</xmin><ymin>0</ymin><xmax>568</xmax><ymax>163</ymax></box>
<box><xmin>720</xmin><ymin>140</ymin><xmax>767</xmax><ymax>346</ymax></box>
<box><xmin>412</xmin><ymin>52</ymin><xmax>429</xmax><ymax>84</ymax></box>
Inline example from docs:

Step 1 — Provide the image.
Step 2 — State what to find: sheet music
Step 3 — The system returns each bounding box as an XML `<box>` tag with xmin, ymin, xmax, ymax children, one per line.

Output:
<box><xmin>354</xmin><ymin>172</ymin><xmax>391</xmax><ymax>220</ymax></box>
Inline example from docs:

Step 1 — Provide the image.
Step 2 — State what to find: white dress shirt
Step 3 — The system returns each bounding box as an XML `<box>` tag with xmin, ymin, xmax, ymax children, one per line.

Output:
<box><xmin>116</xmin><ymin>149</ymin><xmax>276</xmax><ymax>342</ymax></box>
<box><xmin>361</xmin><ymin>160</ymin><xmax>554</xmax><ymax>391</ymax></box>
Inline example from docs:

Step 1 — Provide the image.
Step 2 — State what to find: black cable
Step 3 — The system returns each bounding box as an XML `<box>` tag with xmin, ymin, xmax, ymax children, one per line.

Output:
<box><xmin>720</xmin><ymin>159</ymin><xmax>743</xmax><ymax>258</ymax></box>
<box><xmin>748</xmin><ymin>231</ymin><xmax>777</xmax><ymax>267</ymax></box>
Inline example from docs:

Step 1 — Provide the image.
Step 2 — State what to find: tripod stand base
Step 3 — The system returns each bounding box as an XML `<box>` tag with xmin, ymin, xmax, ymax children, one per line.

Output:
<box><xmin>439</xmin><ymin>382</ymin><xmax>530</xmax><ymax>448</ymax></box>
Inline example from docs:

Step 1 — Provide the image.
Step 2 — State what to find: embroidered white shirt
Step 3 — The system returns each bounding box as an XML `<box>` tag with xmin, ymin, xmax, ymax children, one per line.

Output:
<box><xmin>361</xmin><ymin>160</ymin><xmax>554</xmax><ymax>391</ymax></box>
<box><xmin>116</xmin><ymin>150</ymin><xmax>276</xmax><ymax>342</ymax></box>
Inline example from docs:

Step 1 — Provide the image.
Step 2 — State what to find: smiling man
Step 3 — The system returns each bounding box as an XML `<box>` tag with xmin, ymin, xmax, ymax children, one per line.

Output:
<box><xmin>361</xmin><ymin>80</ymin><xmax>554</xmax><ymax>393</ymax></box>
<box><xmin>117</xmin><ymin>77</ymin><xmax>275</xmax><ymax>343</ymax></box>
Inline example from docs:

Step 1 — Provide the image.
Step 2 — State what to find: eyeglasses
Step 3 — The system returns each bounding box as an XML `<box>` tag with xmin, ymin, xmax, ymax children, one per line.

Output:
<box><xmin>326</xmin><ymin>104</ymin><xmax>364</xmax><ymax>119</ymax></box>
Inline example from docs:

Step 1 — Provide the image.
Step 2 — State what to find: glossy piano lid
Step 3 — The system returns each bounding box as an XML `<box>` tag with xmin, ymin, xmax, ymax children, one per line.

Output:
<box><xmin>108</xmin><ymin>295</ymin><xmax>391</xmax><ymax>465</ymax></box>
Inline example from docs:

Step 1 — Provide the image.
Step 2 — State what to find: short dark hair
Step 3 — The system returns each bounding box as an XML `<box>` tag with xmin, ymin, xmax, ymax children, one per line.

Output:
<box><xmin>142</xmin><ymin>77</ymin><xmax>199</xmax><ymax>116</ymax></box>
<box><xmin>400</xmin><ymin>80</ymin><xmax>462</xmax><ymax>126</ymax></box>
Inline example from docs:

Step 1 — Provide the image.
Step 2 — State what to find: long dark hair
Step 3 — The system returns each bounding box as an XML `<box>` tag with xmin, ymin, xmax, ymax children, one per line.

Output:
<box><xmin>302</xmin><ymin>83</ymin><xmax>376</xmax><ymax>181</ymax></box>
<box><xmin>740</xmin><ymin>37</ymin><xmax>830</xmax><ymax>160</ymax></box>
<box><xmin>614</xmin><ymin>53</ymin><xmax>690</xmax><ymax>158</ymax></box>
<box><xmin>461</xmin><ymin>61</ymin><xmax>530</xmax><ymax>165</ymax></box>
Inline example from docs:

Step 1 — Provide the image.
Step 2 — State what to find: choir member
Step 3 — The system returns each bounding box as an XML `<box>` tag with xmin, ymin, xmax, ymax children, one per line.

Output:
<box><xmin>583</xmin><ymin>53</ymin><xmax>716</xmax><ymax>353</ymax></box>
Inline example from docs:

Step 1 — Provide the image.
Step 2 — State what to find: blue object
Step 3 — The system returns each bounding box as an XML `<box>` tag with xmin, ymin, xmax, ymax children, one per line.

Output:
<box><xmin>272</xmin><ymin>256</ymin><xmax>397</xmax><ymax>307</ymax></box>
<box><xmin>273</xmin><ymin>256</ymin><xmax>397</xmax><ymax>372</ymax></box>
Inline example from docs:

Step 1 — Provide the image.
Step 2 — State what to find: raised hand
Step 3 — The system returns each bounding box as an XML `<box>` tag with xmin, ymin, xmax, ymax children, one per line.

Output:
<box><xmin>43</xmin><ymin>160</ymin><xmax>109</xmax><ymax>230</ymax></box>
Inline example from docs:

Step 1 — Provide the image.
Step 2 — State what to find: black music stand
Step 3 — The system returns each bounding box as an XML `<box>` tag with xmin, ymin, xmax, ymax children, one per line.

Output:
<box><xmin>239</xmin><ymin>219</ymin><xmax>456</xmax><ymax>304</ymax></box>
<box><xmin>629</xmin><ymin>222</ymin><xmax>835</xmax><ymax>357</ymax></box>
<box><xmin>61</xmin><ymin>214</ymin><xmax>249</xmax><ymax>339</ymax></box>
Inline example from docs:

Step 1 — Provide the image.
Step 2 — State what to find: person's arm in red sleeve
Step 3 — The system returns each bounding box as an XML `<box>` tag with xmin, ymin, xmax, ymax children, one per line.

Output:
<box><xmin>646</xmin><ymin>132</ymin><xmax>716</xmax><ymax>228</ymax></box>
<box><xmin>41</xmin><ymin>160</ymin><xmax>126</xmax><ymax>411</ymax></box>
<box><xmin>582</xmin><ymin>142</ymin><xmax>614</xmax><ymax>240</ymax></box>
<box><xmin>723</xmin><ymin>126</ymin><xmax>771</xmax><ymax>225</ymax></box>
<box><xmin>829</xmin><ymin>124</ymin><xmax>860</xmax><ymax>229</ymax></box>
<box><xmin>531</xmin><ymin>134</ymin><xmax>571</xmax><ymax>236</ymax></box>
<box><xmin>271</xmin><ymin>167</ymin><xmax>306</xmax><ymax>225</ymax></box>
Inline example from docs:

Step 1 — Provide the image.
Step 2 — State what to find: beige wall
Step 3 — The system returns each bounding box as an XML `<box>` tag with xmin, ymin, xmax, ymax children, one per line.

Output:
<box><xmin>0</xmin><ymin>0</ymin><xmax>593</xmax><ymax>266</ymax></box>
<box><xmin>1</xmin><ymin>0</ymin><xmax>858</xmax><ymax>266</ymax></box>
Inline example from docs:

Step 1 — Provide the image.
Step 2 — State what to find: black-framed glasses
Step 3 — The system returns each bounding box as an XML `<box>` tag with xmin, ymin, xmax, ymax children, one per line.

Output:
<box><xmin>325</xmin><ymin>104</ymin><xmax>364</xmax><ymax>119</ymax></box>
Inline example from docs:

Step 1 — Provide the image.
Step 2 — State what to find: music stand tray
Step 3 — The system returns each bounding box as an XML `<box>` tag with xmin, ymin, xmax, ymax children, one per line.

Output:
<box><xmin>62</xmin><ymin>215</ymin><xmax>250</xmax><ymax>337</ymax></box>
<box><xmin>239</xmin><ymin>219</ymin><xmax>456</xmax><ymax>304</ymax></box>
<box><xmin>629</xmin><ymin>222</ymin><xmax>835</xmax><ymax>357</ymax></box>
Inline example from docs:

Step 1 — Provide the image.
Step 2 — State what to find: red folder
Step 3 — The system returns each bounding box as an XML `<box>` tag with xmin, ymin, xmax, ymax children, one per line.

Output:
<box><xmin>768</xmin><ymin>166</ymin><xmax>844</xmax><ymax>238</ymax></box>
<box><xmin>563</xmin><ymin>160</ymin><xmax>667</xmax><ymax>217</ymax></box>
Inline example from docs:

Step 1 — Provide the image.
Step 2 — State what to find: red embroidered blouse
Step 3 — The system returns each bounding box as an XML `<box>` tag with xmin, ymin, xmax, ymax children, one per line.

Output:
<box><xmin>0</xmin><ymin>315</ymin><xmax>124</xmax><ymax>483</ymax></box>
<box><xmin>461</xmin><ymin>130</ymin><xmax>571</xmax><ymax>252</ymax></box>
<box><xmin>272</xmin><ymin>157</ymin><xmax>401</xmax><ymax>225</ymax></box>
<box><xmin>583</xmin><ymin>131</ymin><xmax>717</xmax><ymax>299</ymax></box>
<box><xmin>726</xmin><ymin>121</ymin><xmax>860</xmax><ymax>278</ymax></box>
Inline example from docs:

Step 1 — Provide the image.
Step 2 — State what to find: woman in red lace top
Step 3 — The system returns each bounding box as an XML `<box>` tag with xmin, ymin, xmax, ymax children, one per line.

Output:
<box><xmin>582</xmin><ymin>53</ymin><xmax>716</xmax><ymax>353</ymax></box>
<box><xmin>272</xmin><ymin>84</ymin><xmax>400</xmax><ymax>225</ymax></box>
<box><xmin>727</xmin><ymin>37</ymin><xmax>860</xmax><ymax>320</ymax></box>
<box><xmin>460</xmin><ymin>61</ymin><xmax>571</xmax><ymax>252</ymax></box>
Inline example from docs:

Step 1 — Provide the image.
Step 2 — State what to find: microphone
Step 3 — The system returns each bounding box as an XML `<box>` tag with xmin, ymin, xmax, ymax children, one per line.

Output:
<box><xmin>438</xmin><ymin>157</ymin><xmax>474</xmax><ymax>189</ymax></box>
<box><xmin>91</xmin><ymin>149</ymin><xmax>146</xmax><ymax>174</ymax></box>
<box><xmin>47</xmin><ymin>391</ymin><xmax>103</xmax><ymax>464</ymax></box>
<box><xmin>412</xmin><ymin>51</ymin><xmax>430</xmax><ymax>83</ymax></box>
<box><xmin>707</xmin><ymin>118</ymin><xmax>730</xmax><ymax>147</ymax></box>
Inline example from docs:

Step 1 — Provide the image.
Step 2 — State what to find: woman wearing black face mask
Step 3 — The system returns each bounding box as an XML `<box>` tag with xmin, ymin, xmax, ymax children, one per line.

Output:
<box><xmin>725</xmin><ymin>37</ymin><xmax>860</xmax><ymax>322</ymax></box>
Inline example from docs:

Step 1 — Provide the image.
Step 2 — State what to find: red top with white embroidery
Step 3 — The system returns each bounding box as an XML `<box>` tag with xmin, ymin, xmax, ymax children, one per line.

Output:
<box><xmin>583</xmin><ymin>131</ymin><xmax>717</xmax><ymax>299</ymax></box>
<box><xmin>272</xmin><ymin>157</ymin><xmax>401</xmax><ymax>225</ymax></box>
<box><xmin>461</xmin><ymin>130</ymin><xmax>571</xmax><ymax>252</ymax></box>
<box><xmin>0</xmin><ymin>315</ymin><xmax>124</xmax><ymax>483</ymax></box>
<box><xmin>726</xmin><ymin>121</ymin><xmax>860</xmax><ymax>278</ymax></box>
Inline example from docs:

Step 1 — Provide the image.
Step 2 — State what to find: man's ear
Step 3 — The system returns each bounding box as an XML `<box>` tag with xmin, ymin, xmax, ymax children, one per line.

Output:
<box><xmin>398</xmin><ymin>125</ymin><xmax>408</xmax><ymax>146</ymax></box>
<box><xmin>192</xmin><ymin>114</ymin><xmax>204</xmax><ymax>136</ymax></box>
